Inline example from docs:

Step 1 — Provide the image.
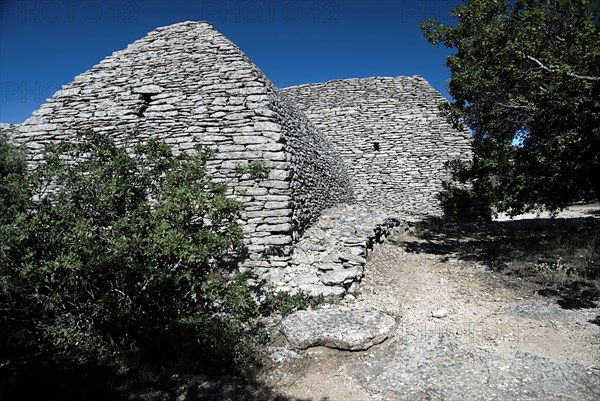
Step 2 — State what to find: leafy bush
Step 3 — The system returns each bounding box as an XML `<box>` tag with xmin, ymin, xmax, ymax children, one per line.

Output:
<box><xmin>234</xmin><ymin>161</ymin><xmax>272</xmax><ymax>180</ymax></box>
<box><xmin>437</xmin><ymin>182</ymin><xmax>493</xmax><ymax>223</ymax></box>
<box><xmin>0</xmin><ymin>131</ymin><xmax>269</xmax><ymax>392</ymax></box>
<box><xmin>534</xmin><ymin>258</ymin><xmax>573</xmax><ymax>285</ymax></box>
<box><xmin>0</xmin><ymin>134</ymin><xmax>28</xmax><ymax>224</ymax></box>
<box><xmin>262</xmin><ymin>290</ymin><xmax>324</xmax><ymax>317</ymax></box>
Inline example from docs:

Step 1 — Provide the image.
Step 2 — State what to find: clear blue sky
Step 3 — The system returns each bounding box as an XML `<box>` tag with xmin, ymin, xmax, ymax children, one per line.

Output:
<box><xmin>0</xmin><ymin>0</ymin><xmax>460</xmax><ymax>124</ymax></box>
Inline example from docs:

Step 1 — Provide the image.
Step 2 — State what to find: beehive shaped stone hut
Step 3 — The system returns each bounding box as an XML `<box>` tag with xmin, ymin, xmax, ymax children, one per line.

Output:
<box><xmin>282</xmin><ymin>77</ymin><xmax>472</xmax><ymax>215</ymax></box>
<box><xmin>4</xmin><ymin>21</ymin><xmax>354</xmax><ymax>272</ymax></box>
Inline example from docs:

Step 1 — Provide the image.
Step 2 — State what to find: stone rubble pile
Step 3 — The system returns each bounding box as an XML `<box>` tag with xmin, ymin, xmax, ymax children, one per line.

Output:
<box><xmin>264</xmin><ymin>204</ymin><xmax>415</xmax><ymax>298</ymax></box>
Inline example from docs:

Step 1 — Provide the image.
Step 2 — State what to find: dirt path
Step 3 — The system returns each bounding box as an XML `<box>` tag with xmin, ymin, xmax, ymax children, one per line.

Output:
<box><xmin>262</xmin><ymin>217</ymin><xmax>600</xmax><ymax>400</ymax></box>
<box><xmin>363</xmin><ymin>237</ymin><xmax>599</xmax><ymax>367</ymax></box>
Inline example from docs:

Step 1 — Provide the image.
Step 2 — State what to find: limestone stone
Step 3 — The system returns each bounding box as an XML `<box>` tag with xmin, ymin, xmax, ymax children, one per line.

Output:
<box><xmin>290</xmin><ymin>274</ymin><xmax>320</xmax><ymax>286</ymax></box>
<box><xmin>431</xmin><ymin>308</ymin><xmax>449</xmax><ymax>318</ymax></box>
<box><xmin>317</xmin><ymin>262</ymin><xmax>341</xmax><ymax>271</ymax></box>
<box><xmin>339</xmin><ymin>253</ymin><xmax>367</xmax><ymax>264</ymax></box>
<box><xmin>133</xmin><ymin>85</ymin><xmax>164</xmax><ymax>94</ymax></box>
<box><xmin>347</xmin><ymin>332</ymin><xmax>600</xmax><ymax>400</ymax></box>
<box><xmin>281</xmin><ymin>307</ymin><xmax>396</xmax><ymax>351</ymax></box>
<box><xmin>296</xmin><ymin>284</ymin><xmax>346</xmax><ymax>299</ymax></box>
<box><xmin>320</xmin><ymin>268</ymin><xmax>360</xmax><ymax>285</ymax></box>
<box><xmin>267</xmin><ymin>346</ymin><xmax>301</xmax><ymax>363</ymax></box>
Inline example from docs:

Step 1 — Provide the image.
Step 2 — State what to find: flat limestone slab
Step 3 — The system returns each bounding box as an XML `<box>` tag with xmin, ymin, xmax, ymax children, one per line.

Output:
<box><xmin>346</xmin><ymin>332</ymin><xmax>600</xmax><ymax>400</ymax></box>
<box><xmin>281</xmin><ymin>307</ymin><xmax>396</xmax><ymax>351</ymax></box>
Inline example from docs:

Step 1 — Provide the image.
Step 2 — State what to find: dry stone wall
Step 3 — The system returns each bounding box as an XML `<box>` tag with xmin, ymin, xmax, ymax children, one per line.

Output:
<box><xmin>282</xmin><ymin>77</ymin><xmax>472</xmax><ymax>215</ymax></box>
<box><xmin>273</xmin><ymin>204</ymin><xmax>413</xmax><ymax>298</ymax></box>
<box><xmin>269</xmin><ymin>94</ymin><xmax>353</xmax><ymax>241</ymax></box>
<box><xmin>1</xmin><ymin>21</ymin><xmax>352</xmax><ymax>274</ymax></box>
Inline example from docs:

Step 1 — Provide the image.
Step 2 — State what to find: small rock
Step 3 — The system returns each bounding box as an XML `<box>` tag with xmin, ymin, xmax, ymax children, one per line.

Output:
<box><xmin>317</xmin><ymin>262</ymin><xmax>341</xmax><ymax>271</ymax></box>
<box><xmin>348</xmin><ymin>281</ymin><xmax>360</xmax><ymax>293</ymax></box>
<box><xmin>346</xmin><ymin>246</ymin><xmax>364</xmax><ymax>256</ymax></box>
<box><xmin>339</xmin><ymin>253</ymin><xmax>367</xmax><ymax>264</ymax></box>
<box><xmin>431</xmin><ymin>308</ymin><xmax>448</xmax><ymax>318</ymax></box>
<box><xmin>267</xmin><ymin>346</ymin><xmax>301</xmax><ymax>362</ymax></box>
<box><xmin>297</xmin><ymin>284</ymin><xmax>346</xmax><ymax>299</ymax></box>
<box><xmin>320</xmin><ymin>268</ymin><xmax>360</xmax><ymax>285</ymax></box>
<box><xmin>342</xmin><ymin>294</ymin><xmax>357</xmax><ymax>304</ymax></box>
<box><xmin>133</xmin><ymin>84</ymin><xmax>164</xmax><ymax>94</ymax></box>
<box><xmin>291</xmin><ymin>274</ymin><xmax>320</xmax><ymax>286</ymax></box>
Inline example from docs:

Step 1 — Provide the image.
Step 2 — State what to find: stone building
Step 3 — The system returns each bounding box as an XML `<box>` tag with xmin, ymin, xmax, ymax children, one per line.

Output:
<box><xmin>1</xmin><ymin>21</ymin><xmax>353</xmax><ymax>274</ymax></box>
<box><xmin>282</xmin><ymin>77</ymin><xmax>471</xmax><ymax>215</ymax></box>
<box><xmin>1</xmin><ymin>21</ymin><xmax>471</xmax><ymax>294</ymax></box>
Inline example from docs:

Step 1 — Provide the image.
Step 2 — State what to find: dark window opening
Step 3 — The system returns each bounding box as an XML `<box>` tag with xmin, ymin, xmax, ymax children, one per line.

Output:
<box><xmin>137</xmin><ymin>93</ymin><xmax>153</xmax><ymax>117</ymax></box>
<box><xmin>373</xmin><ymin>142</ymin><xmax>380</xmax><ymax>151</ymax></box>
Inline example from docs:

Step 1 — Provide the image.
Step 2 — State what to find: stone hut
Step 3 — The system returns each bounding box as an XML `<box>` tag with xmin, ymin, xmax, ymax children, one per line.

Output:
<box><xmin>2</xmin><ymin>21</ymin><xmax>473</xmax><ymax>295</ymax></box>
<box><xmin>282</xmin><ymin>77</ymin><xmax>472</xmax><ymax>215</ymax></box>
<box><xmin>2</xmin><ymin>21</ymin><xmax>353</xmax><ymax>275</ymax></box>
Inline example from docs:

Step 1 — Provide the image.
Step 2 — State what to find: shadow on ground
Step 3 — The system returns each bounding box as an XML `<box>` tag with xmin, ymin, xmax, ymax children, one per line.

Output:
<box><xmin>0</xmin><ymin>358</ymin><xmax>330</xmax><ymax>401</ymax></box>
<box><xmin>399</xmin><ymin>214</ymin><xmax>600</xmax><ymax>310</ymax></box>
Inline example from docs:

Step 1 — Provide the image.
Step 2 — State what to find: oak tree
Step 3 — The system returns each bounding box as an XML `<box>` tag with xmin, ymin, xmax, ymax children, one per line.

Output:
<box><xmin>421</xmin><ymin>0</ymin><xmax>600</xmax><ymax>220</ymax></box>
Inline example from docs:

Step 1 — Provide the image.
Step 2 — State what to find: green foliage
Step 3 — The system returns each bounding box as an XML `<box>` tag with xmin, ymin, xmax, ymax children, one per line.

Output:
<box><xmin>422</xmin><ymin>0</ymin><xmax>600</xmax><ymax>220</ymax></box>
<box><xmin>0</xmin><ymin>132</ymin><xmax>335</xmax><ymax>400</ymax></box>
<box><xmin>438</xmin><ymin>184</ymin><xmax>477</xmax><ymax>218</ymax></box>
<box><xmin>0</xmin><ymin>135</ymin><xmax>28</xmax><ymax>225</ymax></box>
<box><xmin>414</xmin><ymin>216</ymin><xmax>445</xmax><ymax>236</ymax></box>
<box><xmin>262</xmin><ymin>290</ymin><xmax>324</xmax><ymax>317</ymax></box>
<box><xmin>235</xmin><ymin>162</ymin><xmax>272</xmax><ymax>180</ymax></box>
<box><xmin>0</xmin><ymin>131</ymin><xmax>270</xmax><ymax>382</ymax></box>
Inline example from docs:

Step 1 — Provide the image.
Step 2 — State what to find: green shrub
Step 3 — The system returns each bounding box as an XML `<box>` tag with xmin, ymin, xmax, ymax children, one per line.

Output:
<box><xmin>234</xmin><ymin>161</ymin><xmax>272</xmax><ymax>180</ymax></box>
<box><xmin>0</xmin><ymin>131</ymin><xmax>266</xmax><ymax>381</ymax></box>
<box><xmin>414</xmin><ymin>216</ymin><xmax>444</xmax><ymax>236</ymax></box>
<box><xmin>437</xmin><ymin>182</ymin><xmax>492</xmax><ymax>224</ymax></box>
<box><xmin>0</xmin><ymin>134</ymin><xmax>28</xmax><ymax>224</ymax></box>
<box><xmin>262</xmin><ymin>290</ymin><xmax>324</xmax><ymax>317</ymax></box>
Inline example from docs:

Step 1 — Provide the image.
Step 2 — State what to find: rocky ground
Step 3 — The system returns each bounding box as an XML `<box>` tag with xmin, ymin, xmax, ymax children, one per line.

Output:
<box><xmin>258</xmin><ymin>205</ymin><xmax>600</xmax><ymax>401</ymax></box>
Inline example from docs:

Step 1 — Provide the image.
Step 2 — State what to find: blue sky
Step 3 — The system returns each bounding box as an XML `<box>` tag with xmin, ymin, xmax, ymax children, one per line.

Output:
<box><xmin>0</xmin><ymin>0</ymin><xmax>460</xmax><ymax>124</ymax></box>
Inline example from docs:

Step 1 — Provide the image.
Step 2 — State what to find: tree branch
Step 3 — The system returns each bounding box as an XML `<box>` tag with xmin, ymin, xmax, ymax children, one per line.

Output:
<box><xmin>495</xmin><ymin>101</ymin><xmax>528</xmax><ymax>109</ymax></box>
<box><xmin>527</xmin><ymin>55</ymin><xmax>600</xmax><ymax>81</ymax></box>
